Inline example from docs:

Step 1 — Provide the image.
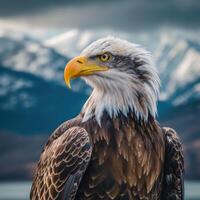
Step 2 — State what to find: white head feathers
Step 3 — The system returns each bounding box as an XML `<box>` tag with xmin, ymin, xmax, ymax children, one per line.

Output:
<box><xmin>81</xmin><ymin>36</ymin><xmax>160</xmax><ymax>125</ymax></box>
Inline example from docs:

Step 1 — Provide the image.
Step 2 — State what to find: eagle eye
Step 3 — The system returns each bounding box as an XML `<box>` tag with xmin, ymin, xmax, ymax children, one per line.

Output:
<box><xmin>98</xmin><ymin>52</ymin><xmax>111</xmax><ymax>62</ymax></box>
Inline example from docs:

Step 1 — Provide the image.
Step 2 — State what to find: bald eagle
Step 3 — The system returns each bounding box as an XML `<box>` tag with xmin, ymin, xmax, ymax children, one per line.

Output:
<box><xmin>30</xmin><ymin>37</ymin><xmax>184</xmax><ymax>200</ymax></box>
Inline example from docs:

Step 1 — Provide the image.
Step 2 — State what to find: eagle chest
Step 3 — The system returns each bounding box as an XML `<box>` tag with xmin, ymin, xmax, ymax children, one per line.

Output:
<box><xmin>78</xmin><ymin>119</ymin><xmax>165</xmax><ymax>199</ymax></box>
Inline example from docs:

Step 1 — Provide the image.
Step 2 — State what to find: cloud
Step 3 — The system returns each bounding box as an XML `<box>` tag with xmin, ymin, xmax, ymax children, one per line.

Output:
<box><xmin>0</xmin><ymin>0</ymin><xmax>200</xmax><ymax>30</ymax></box>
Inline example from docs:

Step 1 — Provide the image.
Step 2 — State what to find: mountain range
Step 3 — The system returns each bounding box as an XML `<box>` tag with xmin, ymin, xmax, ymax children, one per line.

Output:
<box><xmin>0</xmin><ymin>29</ymin><xmax>199</xmax><ymax>180</ymax></box>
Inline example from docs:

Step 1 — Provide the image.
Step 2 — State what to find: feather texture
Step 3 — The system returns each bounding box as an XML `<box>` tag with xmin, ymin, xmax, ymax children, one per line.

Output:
<box><xmin>30</xmin><ymin>126</ymin><xmax>92</xmax><ymax>200</ymax></box>
<box><xmin>161</xmin><ymin>127</ymin><xmax>184</xmax><ymax>200</ymax></box>
<box><xmin>31</xmin><ymin>112</ymin><xmax>184</xmax><ymax>200</ymax></box>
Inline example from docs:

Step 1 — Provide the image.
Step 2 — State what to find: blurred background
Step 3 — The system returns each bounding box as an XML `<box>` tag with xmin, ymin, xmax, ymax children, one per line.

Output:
<box><xmin>0</xmin><ymin>0</ymin><xmax>200</xmax><ymax>199</ymax></box>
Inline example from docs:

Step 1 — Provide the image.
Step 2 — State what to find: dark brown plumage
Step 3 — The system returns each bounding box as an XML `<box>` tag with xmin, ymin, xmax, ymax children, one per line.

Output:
<box><xmin>30</xmin><ymin>112</ymin><xmax>184</xmax><ymax>200</ymax></box>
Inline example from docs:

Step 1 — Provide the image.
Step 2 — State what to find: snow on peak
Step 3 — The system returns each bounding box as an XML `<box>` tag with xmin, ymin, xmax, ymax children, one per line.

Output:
<box><xmin>0</xmin><ymin>33</ymin><xmax>67</xmax><ymax>84</ymax></box>
<box><xmin>44</xmin><ymin>29</ymin><xmax>79</xmax><ymax>46</ymax></box>
<box><xmin>43</xmin><ymin>29</ymin><xmax>96</xmax><ymax>57</ymax></box>
<box><xmin>174</xmin><ymin>49</ymin><xmax>200</xmax><ymax>84</ymax></box>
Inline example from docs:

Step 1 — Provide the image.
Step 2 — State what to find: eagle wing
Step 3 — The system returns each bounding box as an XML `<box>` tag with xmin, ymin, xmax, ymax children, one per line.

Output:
<box><xmin>30</xmin><ymin>125</ymin><xmax>92</xmax><ymax>200</ymax></box>
<box><xmin>162</xmin><ymin>127</ymin><xmax>184</xmax><ymax>200</ymax></box>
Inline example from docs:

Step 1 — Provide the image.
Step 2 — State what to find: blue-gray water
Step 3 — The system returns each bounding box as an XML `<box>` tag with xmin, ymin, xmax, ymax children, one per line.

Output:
<box><xmin>0</xmin><ymin>181</ymin><xmax>199</xmax><ymax>200</ymax></box>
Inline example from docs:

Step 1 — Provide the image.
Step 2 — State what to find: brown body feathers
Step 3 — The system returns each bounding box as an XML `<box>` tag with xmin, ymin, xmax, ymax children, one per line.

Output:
<box><xmin>30</xmin><ymin>112</ymin><xmax>184</xmax><ymax>200</ymax></box>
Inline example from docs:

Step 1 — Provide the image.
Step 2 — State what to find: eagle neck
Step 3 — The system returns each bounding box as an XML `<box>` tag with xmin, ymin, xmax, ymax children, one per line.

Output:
<box><xmin>81</xmin><ymin>87</ymin><xmax>156</xmax><ymax>126</ymax></box>
<box><xmin>79</xmin><ymin>109</ymin><xmax>165</xmax><ymax>197</ymax></box>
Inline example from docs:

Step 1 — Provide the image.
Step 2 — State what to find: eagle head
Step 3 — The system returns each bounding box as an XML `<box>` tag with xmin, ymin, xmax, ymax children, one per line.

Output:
<box><xmin>64</xmin><ymin>37</ymin><xmax>160</xmax><ymax>124</ymax></box>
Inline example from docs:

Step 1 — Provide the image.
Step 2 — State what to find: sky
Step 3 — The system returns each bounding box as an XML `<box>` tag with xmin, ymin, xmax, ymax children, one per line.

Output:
<box><xmin>0</xmin><ymin>0</ymin><xmax>200</xmax><ymax>31</ymax></box>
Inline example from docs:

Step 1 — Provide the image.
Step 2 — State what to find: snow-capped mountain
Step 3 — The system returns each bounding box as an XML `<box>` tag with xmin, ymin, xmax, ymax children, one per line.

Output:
<box><xmin>0</xmin><ymin>28</ymin><xmax>200</xmax><ymax>180</ymax></box>
<box><xmin>0</xmin><ymin>28</ymin><xmax>200</xmax><ymax>135</ymax></box>
<box><xmin>0</xmin><ymin>30</ymin><xmax>67</xmax><ymax>84</ymax></box>
<box><xmin>0</xmin><ymin>30</ymin><xmax>88</xmax><ymax>134</ymax></box>
<box><xmin>154</xmin><ymin>33</ymin><xmax>200</xmax><ymax>106</ymax></box>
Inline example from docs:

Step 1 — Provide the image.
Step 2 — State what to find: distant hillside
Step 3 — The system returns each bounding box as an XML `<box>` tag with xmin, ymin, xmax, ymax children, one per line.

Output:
<box><xmin>0</xmin><ymin>132</ymin><xmax>47</xmax><ymax>181</ymax></box>
<box><xmin>0</xmin><ymin>66</ymin><xmax>88</xmax><ymax>134</ymax></box>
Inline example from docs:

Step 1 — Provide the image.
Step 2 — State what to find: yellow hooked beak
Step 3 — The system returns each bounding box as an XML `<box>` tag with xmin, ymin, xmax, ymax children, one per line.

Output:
<box><xmin>64</xmin><ymin>55</ymin><xmax>108</xmax><ymax>88</ymax></box>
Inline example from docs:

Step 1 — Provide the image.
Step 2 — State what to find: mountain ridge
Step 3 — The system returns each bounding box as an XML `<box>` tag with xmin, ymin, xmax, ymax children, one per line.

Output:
<box><xmin>0</xmin><ymin>29</ymin><xmax>200</xmax><ymax>180</ymax></box>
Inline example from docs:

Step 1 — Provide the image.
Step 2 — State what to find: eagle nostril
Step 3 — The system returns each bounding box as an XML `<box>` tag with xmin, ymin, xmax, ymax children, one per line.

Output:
<box><xmin>77</xmin><ymin>60</ymin><xmax>83</xmax><ymax>64</ymax></box>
